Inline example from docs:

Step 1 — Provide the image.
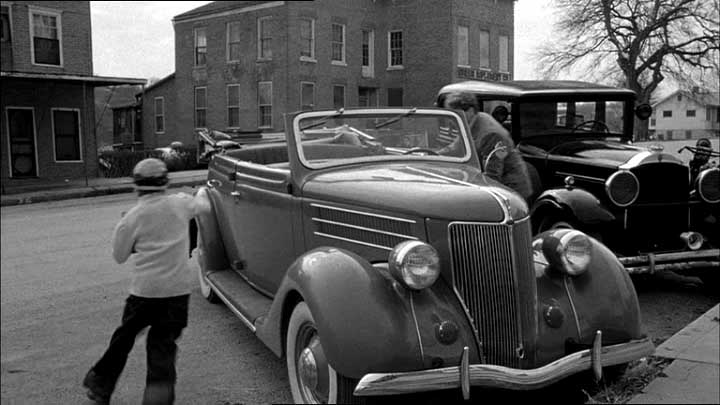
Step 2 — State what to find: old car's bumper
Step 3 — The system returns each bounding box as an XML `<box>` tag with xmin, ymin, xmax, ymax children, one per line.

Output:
<box><xmin>618</xmin><ymin>249</ymin><xmax>719</xmax><ymax>274</ymax></box>
<box><xmin>353</xmin><ymin>331</ymin><xmax>654</xmax><ymax>399</ymax></box>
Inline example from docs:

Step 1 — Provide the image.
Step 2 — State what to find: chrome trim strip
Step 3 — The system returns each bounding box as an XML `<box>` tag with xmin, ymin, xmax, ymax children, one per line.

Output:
<box><xmin>310</xmin><ymin>203</ymin><xmax>416</xmax><ymax>223</ymax></box>
<box><xmin>605</xmin><ymin>170</ymin><xmax>639</xmax><ymax>207</ymax></box>
<box><xmin>204</xmin><ymin>277</ymin><xmax>257</xmax><ymax>333</ymax></box>
<box><xmin>235</xmin><ymin>172</ymin><xmax>287</xmax><ymax>186</ymax></box>
<box><xmin>313</xmin><ymin>231</ymin><xmax>394</xmax><ymax>251</ymax></box>
<box><xmin>311</xmin><ymin>217</ymin><xmax>418</xmax><ymax>240</ymax></box>
<box><xmin>555</xmin><ymin>172</ymin><xmax>605</xmax><ymax>184</ymax></box>
<box><xmin>624</xmin><ymin>261</ymin><xmax>720</xmax><ymax>274</ymax></box>
<box><xmin>452</xmin><ymin>286</ymin><xmax>484</xmax><ymax>362</ymax></box>
<box><xmin>409</xmin><ymin>294</ymin><xmax>425</xmax><ymax>361</ymax></box>
<box><xmin>618</xmin><ymin>249</ymin><xmax>720</xmax><ymax>265</ymax></box>
<box><xmin>508</xmin><ymin>221</ymin><xmax>526</xmax><ymax>359</ymax></box>
<box><xmin>563</xmin><ymin>277</ymin><xmax>583</xmax><ymax>341</ymax></box>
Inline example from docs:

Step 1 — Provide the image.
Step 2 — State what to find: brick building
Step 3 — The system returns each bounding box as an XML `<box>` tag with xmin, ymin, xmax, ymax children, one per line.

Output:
<box><xmin>0</xmin><ymin>1</ymin><xmax>144</xmax><ymax>186</ymax></box>
<box><xmin>146</xmin><ymin>0</ymin><xmax>514</xmax><ymax>148</ymax></box>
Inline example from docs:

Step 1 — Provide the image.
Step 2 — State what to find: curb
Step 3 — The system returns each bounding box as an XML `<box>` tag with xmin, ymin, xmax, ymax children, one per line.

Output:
<box><xmin>1</xmin><ymin>179</ymin><xmax>205</xmax><ymax>207</ymax></box>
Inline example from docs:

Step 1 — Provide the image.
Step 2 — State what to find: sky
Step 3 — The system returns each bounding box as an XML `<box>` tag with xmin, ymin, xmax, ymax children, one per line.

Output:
<box><xmin>90</xmin><ymin>0</ymin><xmax>556</xmax><ymax>81</ymax></box>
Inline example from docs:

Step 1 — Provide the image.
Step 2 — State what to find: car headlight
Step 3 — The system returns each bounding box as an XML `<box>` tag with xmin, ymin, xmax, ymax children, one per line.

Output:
<box><xmin>543</xmin><ymin>230</ymin><xmax>593</xmax><ymax>276</ymax></box>
<box><xmin>606</xmin><ymin>170</ymin><xmax>639</xmax><ymax>207</ymax></box>
<box><xmin>697</xmin><ymin>167</ymin><xmax>720</xmax><ymax>204</ymax></box>
<box><xmin>388</xmin><ymin>241</ymin><xmax>440</xmax><ymax>290</ymax></box>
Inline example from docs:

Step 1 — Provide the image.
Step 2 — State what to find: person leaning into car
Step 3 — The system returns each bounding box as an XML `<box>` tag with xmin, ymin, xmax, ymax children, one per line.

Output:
<box><xmin>439</xmin><ymin>92</ymin><xmax>533</xmax><ymax>202</ymax></box>
<box><xmin>82</xmin><ymin>158</ymin><xmax>210</xmax><ymax>405</ymax></box>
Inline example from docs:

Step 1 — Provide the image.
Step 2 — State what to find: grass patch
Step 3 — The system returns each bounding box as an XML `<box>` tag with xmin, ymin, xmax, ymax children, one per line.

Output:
<box><xmin>583</xmin><ymin>356</ymin><xmax>673</xmax><ymax>404</ymax></box>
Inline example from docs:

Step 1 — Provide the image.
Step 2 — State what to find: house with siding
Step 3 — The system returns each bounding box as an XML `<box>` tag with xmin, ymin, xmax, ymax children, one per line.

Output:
<box><xmin>649</xmin><ymin>88</ymin><xmax>720</xmax><ymax>141</ymax></box>
<box><xmin>0</xmin><ymin>1</ymin><xmax>145</xmax><ymax>186</ymax></box>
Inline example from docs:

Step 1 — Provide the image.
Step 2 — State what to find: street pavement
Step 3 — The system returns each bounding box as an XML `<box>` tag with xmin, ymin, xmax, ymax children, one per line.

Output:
<box><xmin>1</xmin><ymin>171</ymin><xmax>718</xmax><ymax>404</ymax></box>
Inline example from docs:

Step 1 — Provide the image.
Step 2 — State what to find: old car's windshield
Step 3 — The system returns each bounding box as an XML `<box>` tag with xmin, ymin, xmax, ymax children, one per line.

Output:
<box><xmin>294</xmin><ymin>109</ymin><xmax>472</xmax><ymax>169</ymax></box>
<box><xmin>518</xmin><ymin>100</ymin><xmax>627</xmax><ymax>137</ymax></box>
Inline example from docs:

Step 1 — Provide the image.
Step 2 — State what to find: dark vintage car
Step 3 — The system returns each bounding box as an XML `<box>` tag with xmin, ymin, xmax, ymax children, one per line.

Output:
<box><xmin>436</xmin><ymin>81</ymin><xmax>720</xmax><ymax>285</ymax></box>
<box><xmin>192</xmin><ymin>107</ymin><xmax>654</xmax><ymax>403</ymax></box>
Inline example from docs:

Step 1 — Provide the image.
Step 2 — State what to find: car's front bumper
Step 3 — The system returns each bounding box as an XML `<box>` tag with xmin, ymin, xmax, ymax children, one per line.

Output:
<box><xmin>618</xmin><ymin>249</ymin><xmax>719</xmax><ymax>274</ymax></box>
<box><xmin>353</xmin><ymin>331</ymin><xmax>654</xmax><ymax>400</ymax></box>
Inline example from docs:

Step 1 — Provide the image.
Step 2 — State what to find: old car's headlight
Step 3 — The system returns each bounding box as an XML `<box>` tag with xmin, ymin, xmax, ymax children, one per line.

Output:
<box><xmin>388</xmin><ymin>241</ymin><xmax>440</xmax><ymax>290</ymax></box>
<box><xmin>543</xmin><ymin>230</ymin><xmax>593</xmax><ymax>276</ymax></box>
<box><xmin>697</xmin><ymin>167</ymin><xmax>720</xmax><ymax>204</ymax></box>
<box><xmin>606</xmin><ymin>170</ymin><xmax>639</xmax><ymax>207</ymax></box>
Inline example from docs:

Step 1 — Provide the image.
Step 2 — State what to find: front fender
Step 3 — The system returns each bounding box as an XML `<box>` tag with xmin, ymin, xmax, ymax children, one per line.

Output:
<box><xmin>532</xmin><ymin>187</ymin><xmax>615</xmax><ymax>226</ymax></box>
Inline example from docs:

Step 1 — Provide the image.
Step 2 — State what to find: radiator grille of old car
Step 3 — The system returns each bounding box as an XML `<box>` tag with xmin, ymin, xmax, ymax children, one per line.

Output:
<box><xmin>448</xmin><ymin>219</ymin><xmax>535</xmax><ymax>368</ymax></box>
<box><xmin>311</xmin><ymin>204</ymin><xmax>416</xmax><ymax>250</ymax></box>
<box><xmin>631</xmin><ymin>163</ymin><xmax>688</xmax><ymax>204</ymax></box>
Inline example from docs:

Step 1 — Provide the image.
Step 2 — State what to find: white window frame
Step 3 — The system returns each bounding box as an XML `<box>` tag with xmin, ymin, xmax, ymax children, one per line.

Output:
<box><xmin>51</xmin><ymin>108</ymin><xmax>82</xmax><ymax>163</ymax></box>
<box><xmin>227</xmin><ymin>21</ymin><xmax>242</xmax><ymax>62</ymax></box>
<box><xmin>258</xmin><ymin>81</ymin><xmax>272</xmax><ymax>128</ymax></box>
<box><xmin>333</xmin><ymin>85</ymin><xmax>345</xmax><ymax>109</ymax></box>
<box><xmin>257</xmin><ymin>16</ymin><xmax>272</xmax><ymax>60</ymax></box>
<box><xmin>299</xmin><ymin>18</ymin><xmax>316</xmax><ymax>62</ymax></box>
<box><xmin>5</xmin><ymin>106</ymin><xmax>40</xmax><ymax>178</ymax></box>
<box><xmin>194</xmin><ymin>27</ymin><xmax>207</xmax><ymax>66</ymax></box>
<box><xmin>300</xmin><ymin>81</ymin><xmax>315</xmax><ymax>111</ymax></box>
<box><xmin>457</xmin><ymin>25</ymin><xmax>469</xmax><ymax>68</ymax></box>
<box><xmin>154</xmin><ymin>97</ymin><xmax>165</xmax><ymax>134</ymax></box>
<box><xmin>227</xmin><ymin>84</ymin><xmax>240</xmax><ymax>128</ymax></box>
<box><xmin>331</xmin><ymin>23</ymin><xmax>346</xmax><ymax>65</ymax></box>
<box><xmin>479</xmin><ymin>30</ymin><xmax>490</xmax><ymax>69</ymax></box>
<box><xmin>387</xmin><ymin>30</ymin><xmax>403</xmax><ymax>69</ymax></box>
<box><xmin>361</xmin><ymin>29</ymin><xmax>374</xmax><ymax>78</ymax></box>
<box><xmin>28</xmin><ymin>6</ymin><xmax>63</xmax><ymax>67</ymax></box>
<box><xmin>195</xmin><ymin>87</ymin><xmax>207</xmax><ymax>129</ymax></box>
<box><xmin>499</xmin><ymin>34</ymin><xmax>509</xmax><ymax>73</ymax></box>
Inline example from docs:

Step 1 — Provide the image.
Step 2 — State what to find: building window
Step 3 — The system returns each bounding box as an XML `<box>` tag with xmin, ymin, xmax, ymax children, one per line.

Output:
<box><xmin>300</xmin><ymin>18</ymin><xmax>315</xmax><ymax>60</ymax></box>
<box><xmin>333</xmin><ymin>85</ymin><xmax>345</xmax><ymax>109</ymax></box>
<box><xmin>677</xmin><ymin>94</ymin><xmax>682</xmax><ymax>101</ymax></box>
<box><xmin>650</xmin><ymin>118</ymin><xmax>656</xmax><ymax>126</ymax></box>
<box><xmin>666</xmin><ymin>130</ymin><xmax>673</xmax><ymax>140</ymax></box>
<box><xmin>258</xmin><ymin>81</ymin><xmax>272</xmax><ymax>128</ymax></box>
<box><xmin>359</xmin><ymin>87</ymin><xmax>377</xmax><ymax>107</ymax></box>
<box><xmin>227</xmin><ymin>22</ymin><xmax>241</xmax><ymax>62</ymax></box>
<box><xmin>195</xmin><ymin>27</ymin><xmax>207</xmax><ymax>66</ymax></box>
<box><xmin>361</xmin><ymin>29</ymin><xmax>374</xmax><ymax>77</ymax></box>
<box><xmin>30</xmin><ymin>9</ymin><xmax>62</xmax><ymax>66</ymax></box>
<box><xmin>258</xmin><ymin>17</ymin><xmax>272</xmax><ymax>59</ymax></box>
<box><xmin>195</xmin><ymin>87</ymin><xmax>207</xmax><ymax>128</ymax></box>
<box><xmin>499</xmin><ymin>35</ymin><xmax>509</xmax><ymax>73</ymax></box>
<box><xmin>479</xmin><ymin>30</ymin><xmax>489</xmax><ymax>68</ymax></box>
<box><xmin>227</xmin><ymin>84</ymin><xmax>240</xmax><ymax>127</ymax></box>
<box><xmin>686</xmin><ymin>109</ymin><xmax>696</xmax><ymax>117</ymax></box>
<box><xmin>457</xmin><ymin>25</ymin><xmax>469</xmax><ymax>67</ymax></box>
<box><xmin>301</xmin><ymin>82</ymin><xmax>315</xmax><ymax>111</ymax></box>
<box><xmin>52</xmin><ymin>109</ymin><xmax>81</xmax><ymax>161</ymax></box>
<box><xmin>388</xmin><ymin>30</ymin><xmax>403</xmax><ymax>67</ymax></box>
<box><xmin>685</xmin><ymin>130</ymin><xmax>692</xmax><ymax>139</ymax></box>
<box><xmin>1</xmin><ymin>6</ymin><xmax>10</xmax><ymax>42</ymax></box>
<box><xmin>154</xmin><ymin>97</ymin><xmax>165</xmax><ymax>133</ymax></box>
<box><xmin>388</xmin><ymin>88</ymin><xmax>403</xmax><ymax>106</ymax></box>
<box><xmin>331</xmin><ymin>23</ymin><xmax>345</xmax><ymax>64</ymax></box>
<box><xmin>662</xmin><ymin>110</ymin><xmax>672</xmax><ymax>118</ymax></box>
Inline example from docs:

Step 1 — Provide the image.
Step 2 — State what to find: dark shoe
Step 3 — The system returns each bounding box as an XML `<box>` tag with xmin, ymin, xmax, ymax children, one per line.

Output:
<box><xmin>83</xmin><ymin>369</ymin><xmax>112</xmax><ymax>404</ymax></box>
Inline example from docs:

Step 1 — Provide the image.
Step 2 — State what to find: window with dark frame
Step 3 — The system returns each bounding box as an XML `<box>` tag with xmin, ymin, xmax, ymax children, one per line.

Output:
<box><xmin>195</xmin><ymin>27</ymin><xmax>207</xmax><ymax>66</ymax></box>
<box><xmin>32</xmin><ymin>11</ymin><xmax>61</xmax><ymax>65</ymax></box>
<box><xmin>388</xmin><ymin>88</ymin><xmax>403</xmax><ymax>106</ymax></box>
<box><xmin>258</xmin><ymin>17</ymin><xmax>272</xmax><ymax>59</ymax></box>
<box><xmin>662</xmin><ymin>110</ymin><xmax>672</xmax><ymax>117</ymax></box>
<box><xmin>389</xmin><ymin>31</ymin><xmax>403</xmax><ymax>67</ymax></box>
<box><xmin>333</xmin><ymin>85</ymin><xmax>345</xmax><ymax>109</ymax></box>
<box><xmin>361</xmin><ymin>29</ymin><xmax>374</xmax><ymax>77</ymax></box>
<box><xmin>53</xmin><ymin>110</ymin><xmax>80</xmax><ymax>161</ymax></box>
<box><xmin>685</xmin><ymin>130</ymin><xmax>692</xmax><ymax>139</ymax></box>
<box><xmin>301</xmin><ymin>82</ymin><xmax>315</xmax><ymax>111</ymax></box>
<box><xmin>228</xmin><ymin>22</ymin><xmax>241</xmax><ymax>61</ymax></box>
<box><xmin>154</xmin><ymin>97</ymin><xmax>164</xmax><ymax>133</ymax></box>
<box><xmin>258</xmin><ymin>81</ymin><xmax>272</xmax><ymax>128</ymax></box>
<box><xmin>1</xmin><ymin>6</ymin><xmax>10</xmax><ymax>42</ymax></box>
<box><xmin>479</xmin><ymin>30</ymin><xmax>489</xmax><ymax>68</ymax></box>
<box><xmin>227</xmin><ymin>84</ymin><xmax>240</xmax><ymax>127</ymax></box>
<box><xmin>686</xmin><ymin>109</ymin><xmax>696</xmax><ymax>117</ymax></box>
<box><xmin>331</xmin><ymin>23</ymin><xmax>345</xmax><ymax>63</ymax></box>
<box><xmin>195</xmin><ymin>87</ymin><xmax>207</xmax><ymax>128</ymax></box>
<box><xmin>300</xmin><ymin>19</ymin><xmax>314</xmax><ymax>59</ymax></box>
<box><xmin>457</xmin><ymin>25</ymin><xmax>469</xmax><ymax>66</ymax></box>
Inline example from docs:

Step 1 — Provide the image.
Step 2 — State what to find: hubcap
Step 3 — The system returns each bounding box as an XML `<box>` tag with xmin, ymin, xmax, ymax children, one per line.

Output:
<box><xmin>298</xmin><ymin>347</ymin><xmax>318</xmax><ymax>390</ymax></box>
<box><xmin>296</xmin><ymin>327</ymin><xmax>330</xmax><ymax>403</ymax></box>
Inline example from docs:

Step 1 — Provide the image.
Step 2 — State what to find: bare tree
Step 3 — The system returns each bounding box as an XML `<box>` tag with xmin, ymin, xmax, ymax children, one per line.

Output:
<box><xmin>536</xmin><ymin>0</ymin><xmax>719</xmax><ymax>139</ymax></box>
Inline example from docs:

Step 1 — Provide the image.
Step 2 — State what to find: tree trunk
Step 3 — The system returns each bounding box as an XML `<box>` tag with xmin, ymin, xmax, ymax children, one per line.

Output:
<box><xmin>635</xmin><ymin>117</ymin><xmax>650</xmax><ymax>141</ymax></box>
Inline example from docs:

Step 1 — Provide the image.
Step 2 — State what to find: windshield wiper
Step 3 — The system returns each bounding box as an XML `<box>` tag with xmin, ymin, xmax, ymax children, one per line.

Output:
<box><xmin>301</xmin><ymin>108</ymin><xmax>345</xmax><ymax>131</ymax></box>
<box><xmin>374</xmin><ymin>108</ymin><xmax>417</xmax><ymax>129</ymax></box>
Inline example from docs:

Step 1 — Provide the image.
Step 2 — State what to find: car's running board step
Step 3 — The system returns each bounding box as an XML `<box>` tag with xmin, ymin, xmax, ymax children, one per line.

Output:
<box><xmin>206</xmin><ymin>271</ymin><xmax>272</xmax><ymax>332</ymax></box>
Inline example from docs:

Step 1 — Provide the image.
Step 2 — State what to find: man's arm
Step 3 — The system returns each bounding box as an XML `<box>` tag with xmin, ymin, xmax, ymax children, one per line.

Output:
<box><xmin>479</xmin><ymin>132</ymin><xmax>509</xmax><ymax>181</ymax></box>
<box><xmin>111</xmin><ymin>220</ymin><xmax>134</xmax><ymax>264</ymax></box>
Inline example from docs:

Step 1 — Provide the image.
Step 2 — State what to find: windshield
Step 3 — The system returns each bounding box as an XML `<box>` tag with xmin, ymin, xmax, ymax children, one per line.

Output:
<box><xmin>518</xmin><ymin>99</ymin><xmax>628</xmax><ymax>137</ymax></box>
<box><xmin>294</xmin><ymin>109</ymin><xmax>472</xmax><ymax>169</ymax></box>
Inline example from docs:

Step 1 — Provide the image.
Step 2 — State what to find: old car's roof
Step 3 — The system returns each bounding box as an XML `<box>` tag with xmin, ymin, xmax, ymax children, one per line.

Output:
<box><xmin>438</xmin><ymin>80</ymin><xmax>636</xmax><ymax>98</ymax></box>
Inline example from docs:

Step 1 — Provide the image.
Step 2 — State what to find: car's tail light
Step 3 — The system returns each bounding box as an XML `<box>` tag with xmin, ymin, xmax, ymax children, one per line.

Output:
<box><xmin>697</xmin><ymin>168</ymin><xmax>720</xmax><ymax>204</ymax></box>
<box><xmin>606</xmin><ymin>170</ymin><xmax>639</xmax><ymax>207</ymax></box>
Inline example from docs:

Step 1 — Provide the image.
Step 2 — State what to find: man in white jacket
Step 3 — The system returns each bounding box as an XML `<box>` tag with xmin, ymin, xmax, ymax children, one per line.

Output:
<box><xmin>83</xmin><ymin>158</ymin><xmax>210</xmax><ymax>404</ymax></box>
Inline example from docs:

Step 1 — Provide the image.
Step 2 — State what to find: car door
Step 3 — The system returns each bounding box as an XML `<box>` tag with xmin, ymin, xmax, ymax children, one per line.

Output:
<box><xmin>206</xmin><ymin>154</ymin><xmax>244</xmax><ymax>267</ymax></box>
<box><xmin>230</xmin><ymin>161</ymin><xmax>297</xmax><ymax>294</ymax></box>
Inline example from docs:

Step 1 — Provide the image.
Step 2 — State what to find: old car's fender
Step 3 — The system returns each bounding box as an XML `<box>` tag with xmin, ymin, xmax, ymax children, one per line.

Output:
<box><xmin>531</xmin><ymin>187</ymin><xmax>615</xmax><ymax>232</ymax></box>
<box><xmin>533</xmin><ymin>230</ymin><xmax>645</xmax><ymax>365</ymax></box>
<box><xmin>190</xmin><ymin>186</ymin><xmax>230</xmax><ymax>271</ymax></box>
<box><xmin>255</xmin><ymin>247</ymin><xmax>476</xmax><ymax>379</ymax></box>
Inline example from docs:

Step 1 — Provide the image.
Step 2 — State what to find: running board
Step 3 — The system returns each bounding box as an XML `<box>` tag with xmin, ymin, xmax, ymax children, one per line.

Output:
<box><xmin>206</xmin><ymin>271</ymin><xmax>272</xmax><ymax>333</ymax></box>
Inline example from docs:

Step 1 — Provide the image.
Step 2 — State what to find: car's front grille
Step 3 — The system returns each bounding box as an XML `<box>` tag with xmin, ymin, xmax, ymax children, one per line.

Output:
<box><xmin>631</xmin><ymin>163</ymin><xmax>688</xmax><ymax>204</ymax></box>
<box><xmin>448</xmin><ymin>219</ymin><xmax>535</xmax><ymax>368</ymax></box>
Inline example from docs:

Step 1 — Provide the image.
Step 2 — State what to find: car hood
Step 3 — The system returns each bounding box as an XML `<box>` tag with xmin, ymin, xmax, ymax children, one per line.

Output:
<box><xmin>302</xmin><ymin>162</ymin><xmax>528</xmax><ymax>222</ymax></box>
<box><xmin>548</xmin><ymin>139</ymin><xmax>681</xmax><ymax>168</ymax></box>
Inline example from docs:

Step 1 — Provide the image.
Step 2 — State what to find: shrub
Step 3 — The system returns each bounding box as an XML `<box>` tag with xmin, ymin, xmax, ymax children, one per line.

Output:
<box><xmin>98</xmin><ymin>149</ymin><xmax>163</xmax><ymax>178</ymax></box>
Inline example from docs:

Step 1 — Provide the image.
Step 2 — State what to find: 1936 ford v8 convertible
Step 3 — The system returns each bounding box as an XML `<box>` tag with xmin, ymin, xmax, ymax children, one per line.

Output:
<box><xmin>192</xmin><ymin>107</ymin><xmax>654</xmax><ymax>403</ymax></box>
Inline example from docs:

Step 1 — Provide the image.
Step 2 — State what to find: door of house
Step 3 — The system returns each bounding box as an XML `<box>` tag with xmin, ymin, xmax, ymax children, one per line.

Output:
<box><xmin>6</xmin><ymin>108</ymin><xmax>38</xmax><ymax>178</ymax></box>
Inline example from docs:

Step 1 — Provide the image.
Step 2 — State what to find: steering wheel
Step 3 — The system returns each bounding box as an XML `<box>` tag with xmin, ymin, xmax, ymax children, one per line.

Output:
<box><xmin>403</xmin><ymin>147</ymin><xmax>439</xmax><ymax>155</ymax></box>
<box><xmin>571</xmin><ymin>120</ymin><xmax>610</xmax><ymax>134</ymax></box>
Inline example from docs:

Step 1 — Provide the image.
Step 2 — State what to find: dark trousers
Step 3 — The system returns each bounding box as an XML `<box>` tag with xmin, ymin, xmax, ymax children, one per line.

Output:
<box><xmin>87</xmin><ymin>294</ymin><xmax>189</xmax><ymax>404</ymax></box>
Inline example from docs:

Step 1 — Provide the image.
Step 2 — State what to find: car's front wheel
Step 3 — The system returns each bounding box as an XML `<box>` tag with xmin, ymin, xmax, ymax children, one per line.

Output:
<box><xmin>196</xmin><ymin>232</ymin><xmax>220</xmax><ymax>303</ymax></box>
<box><xmin>286</xmin><ymin>302</ymin><xmax>359</xmax><ymax>404</ymax></box>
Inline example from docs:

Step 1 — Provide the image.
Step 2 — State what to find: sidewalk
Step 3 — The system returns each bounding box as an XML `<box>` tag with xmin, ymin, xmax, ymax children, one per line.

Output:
<box><xmin>0</xmin><ymin>169</ymin><xmax>208</xmax><ymax>207</ymax></box>
<box><xmin>629</xmin><ymin>304</ymin><xmax>720</xmax><ymax>404</ymax></box>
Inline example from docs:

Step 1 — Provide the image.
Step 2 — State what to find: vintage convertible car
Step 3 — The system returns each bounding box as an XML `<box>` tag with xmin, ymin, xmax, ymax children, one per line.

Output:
<box><xmin>192</xmin><ymin>107</ymin><xmax>654</xmax><ymax>403</ymax></box>
<box><xmin>436</xmin><ymin>81</ymin><xmax>719</xmax><ymax>285</ymax></box>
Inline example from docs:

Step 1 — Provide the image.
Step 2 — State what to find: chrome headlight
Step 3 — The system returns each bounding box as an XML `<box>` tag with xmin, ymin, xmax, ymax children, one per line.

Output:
<box><xmin>606</xmin><ymin>170</ymin><xmax>639</xmax><ymax>207</ymax></box>
<box><xmin>388</xmin><ymin>241</ymin><xmax>440</xmax><ymax>290</ymax></box>
<box><xmin>697</xmin><ymin>167</ymin><xmax>720</xmax><ymax>204</ymax></box>
<box><xmin>543</xmin><ymin>230</ymin><xmax>593</xmax><ymax>276</ymax></box>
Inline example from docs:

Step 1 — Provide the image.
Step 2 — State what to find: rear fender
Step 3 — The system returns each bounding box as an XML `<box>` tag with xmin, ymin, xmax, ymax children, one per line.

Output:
<box><xmin>192</xmin><ymin>186</ymin><xmax>230</xmax><ymax>271</ymax></box>
<box><xmin>531</xmin><ymin>187</ymin><xmax>614</xmax><ymax>229</ymax></box>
